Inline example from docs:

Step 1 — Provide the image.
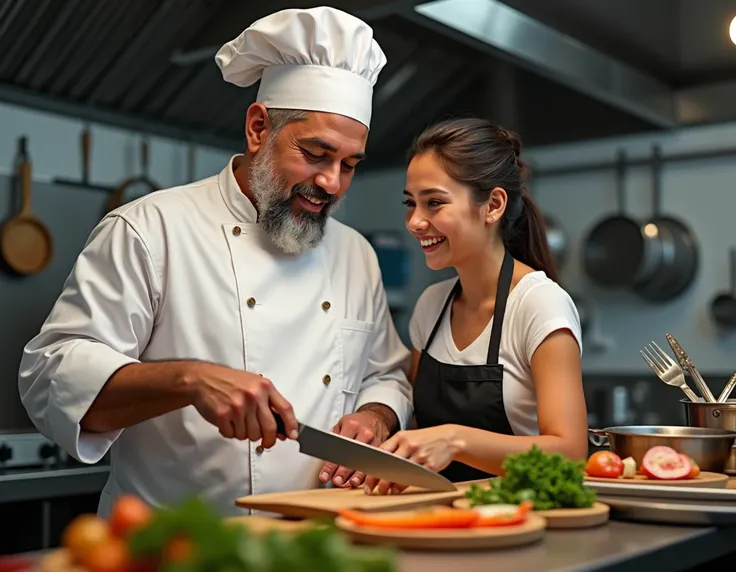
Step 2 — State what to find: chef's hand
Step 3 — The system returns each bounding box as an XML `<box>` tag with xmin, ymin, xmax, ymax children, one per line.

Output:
<box><xmin>189</xmin><ymin>362</ymin><xmax>299</xmax><ymax>449</ymax></box>
<box><xmin>319</xmin><ymin>404</ymin><xmax>397</xmax><ymax>488</ymax></box>
<box><xmin>363</xmin><ymin>426</ymin><xmax>462</xmax><ymax>496</ymax></box>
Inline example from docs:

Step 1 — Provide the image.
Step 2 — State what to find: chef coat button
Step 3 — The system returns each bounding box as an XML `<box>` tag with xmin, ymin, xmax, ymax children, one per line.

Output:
<box><xmin>323</xmin><ymin>374</ymin><xmax>331</xmax><ymax>385</ymax></box>
<box><xmin>247</xmin><ymin>297</ymin><xmax>256</xmax><ymax>307</ymax></box>
<box><xmin>256</xmin><ymin>445</ymin><xmax>264</xmax><ymax>455</ymax></box>
<box><xmin>232</xmin><ymin>226</ymin><xmax>241</xmax><ymax>236</ymax></box>
<box><xmin>321</xmin><ymin>301</ymin><xmax>331</xmax><ymax>311</ymax></box>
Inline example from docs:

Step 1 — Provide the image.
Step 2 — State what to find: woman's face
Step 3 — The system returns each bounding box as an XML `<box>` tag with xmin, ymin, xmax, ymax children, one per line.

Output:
<box><xmin>403</xmin><ymin>152</ymin><xmax>493</xmax><ymax>270</ymax></box>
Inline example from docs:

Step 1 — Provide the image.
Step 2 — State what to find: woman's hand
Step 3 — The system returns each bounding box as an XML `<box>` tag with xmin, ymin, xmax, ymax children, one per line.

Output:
<box><xmin>363</xmin><ymin>425</ymin><xmax>464</xmax><ymax>495</ymax></box>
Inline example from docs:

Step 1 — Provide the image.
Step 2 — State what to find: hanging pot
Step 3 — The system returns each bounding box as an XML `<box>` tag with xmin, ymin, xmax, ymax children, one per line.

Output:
<box><xmin>711</xmin><ymin>248</ymin><xmax>736</xmax><ymax>328</ymax></box>
<box><xmin>630</xmin><ymin>145</ymin><xmax>699</xmax><ymax>302</ymax></box>
<box><xmin>582</xmin><ymin>149</ymin><xmax>643</xmax><ymax>287</ymax></box>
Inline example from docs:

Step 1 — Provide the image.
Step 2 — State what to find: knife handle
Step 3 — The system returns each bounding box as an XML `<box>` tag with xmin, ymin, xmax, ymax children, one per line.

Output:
<box><xmin>272</xmin><ymin>412</ymin><xmax>286</xmax><ymax>436</ymax></box>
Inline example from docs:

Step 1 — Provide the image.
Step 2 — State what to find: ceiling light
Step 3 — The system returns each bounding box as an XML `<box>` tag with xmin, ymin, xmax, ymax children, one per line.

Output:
<box><xmin>730</xmin><ymin>15</ymin><xmax>736</xmax><ymax>45</ymax></box>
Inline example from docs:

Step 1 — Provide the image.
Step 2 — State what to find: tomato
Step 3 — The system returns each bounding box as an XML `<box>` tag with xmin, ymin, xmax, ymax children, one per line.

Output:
<box><xmin>585</xmin><ymin>451</ymin><xmax>624</xmax><ymax>478</ymax></box>
<box><xmin>164</xmin><ymin>536</ymin><xmax>194</xmax><ymax>563</ymax></box>
<box><xmin>84</xmin><ymin>537</ymin><xmax>130</xmax><ymax>572</ymax></box>
<box><xmin>680</xmin><ymin>454</ymin><xmax>700</xmax><ymax>479</ymax></box>
<box><xmin>109</xmin><ymin>495</ymin><xmax>152</xmax><ymax>538</ymax></box>
<box><xmin>62</xmin><ymin>514</ymin><xmax>112</xmax><ymax>564</ymax></box>
<box><xmin>641</xmin><ymin>446</ymin><xmax>691</xmax><ymax>480</ymax></box>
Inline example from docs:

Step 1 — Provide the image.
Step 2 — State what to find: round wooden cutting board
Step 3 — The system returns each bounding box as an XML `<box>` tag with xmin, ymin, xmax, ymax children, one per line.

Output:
<box><xmin>334</xmin><ymin>512</ymin><xmax>546</xmax><ymax>551</ymax></box>
<box><xmin>584</xmin><ymin>471</ymin><xmax>729</xmax><ymax>488</ymax></box>
<box><xmin>452</xmin><ymin>499</ymin><xmax>610</xmax><ymax>529</ymax></box>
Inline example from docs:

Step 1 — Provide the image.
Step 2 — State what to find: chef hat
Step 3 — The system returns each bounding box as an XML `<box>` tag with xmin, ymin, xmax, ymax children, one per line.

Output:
<box><xmin>215</xmin><ymin>6</ymin><xmax>387</xmax><ymax>128</ymax></box>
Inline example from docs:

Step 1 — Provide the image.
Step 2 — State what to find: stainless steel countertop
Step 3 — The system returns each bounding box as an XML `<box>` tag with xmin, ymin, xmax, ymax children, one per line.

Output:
<box><xmin>0</xmin><ymin>465</ymin><xmax>110</xmax><ymax>503</ymax></box>
<box><xmin>16</xmin><ymin>520</ymin><xmax>736</xmax><ymax>572</ymax></box>
<box><xmin>399</xmin><ymin>520</ymin><xmax>735</xmax><ymax>572</ymax></box>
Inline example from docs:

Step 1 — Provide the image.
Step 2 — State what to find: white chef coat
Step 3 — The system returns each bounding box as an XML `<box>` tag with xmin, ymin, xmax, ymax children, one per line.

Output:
<box><xmin>18</xmin><ymin>155</ymin><xmax>413</xmax><ymax>517</ymax></box>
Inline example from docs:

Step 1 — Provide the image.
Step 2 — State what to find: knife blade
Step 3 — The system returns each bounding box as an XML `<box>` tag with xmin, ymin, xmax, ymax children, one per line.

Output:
<box><xmin>272</xmin><ymin>413</ymin><xmax>457</xmax><ymax>492</ymax></box>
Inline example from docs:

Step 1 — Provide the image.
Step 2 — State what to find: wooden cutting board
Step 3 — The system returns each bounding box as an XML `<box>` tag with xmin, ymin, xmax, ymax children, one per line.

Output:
<box><xmin>452</xmin><ymin>498</ymin><xmax>610</xmax><ymax>529</ymax></box>
<box><xmin>584</xmin><ymin>471</ymin><xmax>728</xmax><ymax>488</ymax></box>
<box><xmin>235</xmin><ymin>480</ymin><xmax>486</xmax><ymax>519</ymax></box>
<box><xmin>334</xmin><ymin>512</ymin><xmax>547</xmax><ymax>551</ymax></box>
<box><xmin>224</xmin><ymin>515</ymin><xmax>326</xmax><ymax>534</ymax></box>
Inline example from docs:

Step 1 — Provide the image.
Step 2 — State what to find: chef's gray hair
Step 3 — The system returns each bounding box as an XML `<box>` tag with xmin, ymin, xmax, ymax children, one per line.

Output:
<box><xmin>267</xmin><ymin>109</ymin><xmax>308</xmax><ymax>134</ymax></box>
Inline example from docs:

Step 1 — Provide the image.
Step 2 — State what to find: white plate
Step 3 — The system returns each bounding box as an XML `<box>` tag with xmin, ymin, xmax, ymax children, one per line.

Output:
<box><xmin>587</xmin><ymin>480</ymin><xmax>736</xmax><ymax>502</ymax></box>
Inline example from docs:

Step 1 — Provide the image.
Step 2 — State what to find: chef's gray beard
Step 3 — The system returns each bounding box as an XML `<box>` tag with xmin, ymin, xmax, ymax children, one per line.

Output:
<box><xmin>248</xmin><ymin>142</ymin><xmax>342</xmax><ymax>255</ymax></box>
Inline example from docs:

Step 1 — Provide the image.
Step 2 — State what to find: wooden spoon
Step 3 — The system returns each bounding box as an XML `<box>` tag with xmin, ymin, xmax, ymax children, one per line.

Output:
<box><xmin>0</xmin><ymin>136</ymin><xmax>53</xmax><ymax>275</ymax></box>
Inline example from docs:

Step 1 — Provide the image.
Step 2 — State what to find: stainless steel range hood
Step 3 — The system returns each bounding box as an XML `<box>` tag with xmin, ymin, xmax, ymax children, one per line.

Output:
<box><xmin>403</xmin><ymin>0</ymin><xmax>736</xmax><ymax>130</ymax></box>
<box><xmin>410</xmin><ymin>0</ymin><xmax>677</xmax><ymax>127</ymax></box>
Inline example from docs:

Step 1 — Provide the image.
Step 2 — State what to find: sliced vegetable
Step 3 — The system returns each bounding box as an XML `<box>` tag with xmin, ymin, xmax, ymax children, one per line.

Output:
<box><xmin>338</xmin><ymin>507</ymin><xmax>479</xmax><ymax>529</ymax></box>
<box><xmin>585</xmin><ymin>451</ymin><xmax>624</xmax><ymax>479</ymax></box>
<box><xmin>474</xmin><ymin>500</ymin><xmax>533</xmax><ymax>527</ymax></box>
<box><xmin>642</xmin><ymin>446</ymin><xmax>691</xmax><ymax>480</ymax></box>
<box><xmin>621</xmin><ymin>456</ymin><xmax>637</xmax><ymax>478</ymax></box>
<box><xmin>681</xmin><ymin>454</ymin><xmax>700</xmax><ymax>479</ymax></box>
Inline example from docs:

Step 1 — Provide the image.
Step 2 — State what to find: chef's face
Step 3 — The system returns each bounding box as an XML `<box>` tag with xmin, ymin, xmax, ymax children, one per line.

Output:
<box><xmin>246</xmin><ymin>107</ymin><xmax>368</xmax><ymax>254</ymax></box>
<box><xmin>404</xmin><ymin>152</ymin><xmax>494</xmax><ymax>270</ymax></box>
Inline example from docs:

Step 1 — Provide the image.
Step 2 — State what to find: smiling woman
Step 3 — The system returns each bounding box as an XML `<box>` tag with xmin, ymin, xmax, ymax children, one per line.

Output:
<box><xmin>364</xmin><ymin>117</ymin><xmax>588</xmax><ymax>495</ymax></box>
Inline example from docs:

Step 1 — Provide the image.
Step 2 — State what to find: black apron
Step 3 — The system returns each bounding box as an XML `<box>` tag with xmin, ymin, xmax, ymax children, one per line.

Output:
<box><xmin>413</xmin><ymin>249</ymin><xmax>515</xmax><ymax>482</ymax></box>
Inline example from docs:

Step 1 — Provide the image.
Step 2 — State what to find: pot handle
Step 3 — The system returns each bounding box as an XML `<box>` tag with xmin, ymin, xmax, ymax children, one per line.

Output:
<box><xmin>588</xmin><ymin>428</ymin><xmax>609</xmax><ymax>448</ymax></box>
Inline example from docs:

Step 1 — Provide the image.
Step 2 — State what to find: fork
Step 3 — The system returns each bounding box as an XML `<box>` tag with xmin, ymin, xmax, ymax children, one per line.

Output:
<box><xmin>640</xmin><ymin>341</ymin><xmax>701</xmax><ymax>402</ymax></box>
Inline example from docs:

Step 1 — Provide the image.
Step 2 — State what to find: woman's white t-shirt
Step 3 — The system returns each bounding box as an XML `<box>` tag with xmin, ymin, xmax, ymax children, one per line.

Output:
<box><xmin>408</xmin><ymin>272</ymin><xmax>583</xmax><ymax>437</ymax></box>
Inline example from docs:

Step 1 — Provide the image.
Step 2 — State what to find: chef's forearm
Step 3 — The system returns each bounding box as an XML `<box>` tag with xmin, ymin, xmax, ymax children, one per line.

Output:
<box><xmin>359</xmin><ymin>403</ymin><xmax>399</xmax><ymax>435</ymax></box>
<box><xmin>451</xmin><ymin>425</ymin><xmax>587</xmax><ymax>475</ymax></box>
<box><xmin>80</xmin><ymin>361</ymin><xmax>197</xmax><ymax>433</ymax></box>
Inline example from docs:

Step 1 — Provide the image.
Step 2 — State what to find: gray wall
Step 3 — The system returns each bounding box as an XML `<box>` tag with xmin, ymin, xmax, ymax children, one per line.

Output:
<box><xmin>0</xmin><ymin>101</ymin><xmax>236</xmax><ymax>430</ymax></box>
<box><xmin>0</xmin><ymin>176</ymin><xmax>111</xmax><ymax>429</ymax></box>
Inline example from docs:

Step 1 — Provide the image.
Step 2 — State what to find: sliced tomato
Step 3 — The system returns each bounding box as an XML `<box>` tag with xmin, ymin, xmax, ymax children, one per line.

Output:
<box><xmin>338</xmin><ymin>507</ymin><xmax>479</xmax><ymax>529</ymax></box>
<box><xmin>641</xmin><ymin>446</ymin><xmax>691</xmax><ymax>480</ymax></box>
<box><xmin>585</xmin><ymin>451</ymin><xmax>624</xmax><ymax>478</ymax></box>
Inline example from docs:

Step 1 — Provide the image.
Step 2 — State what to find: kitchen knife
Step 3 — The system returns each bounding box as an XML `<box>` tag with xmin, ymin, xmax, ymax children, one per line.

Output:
<box><xmin>272</xmin><ymin>413</ymin><xmax>457</xmax><ymax>492</ymax></box>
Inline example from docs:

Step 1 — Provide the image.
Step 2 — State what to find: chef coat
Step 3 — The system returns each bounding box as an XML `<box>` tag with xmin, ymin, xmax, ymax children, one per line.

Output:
<box><xmin>18</xmin><ymin>155</ymin><xmax>413</xmax><ymax>517</ymax></box>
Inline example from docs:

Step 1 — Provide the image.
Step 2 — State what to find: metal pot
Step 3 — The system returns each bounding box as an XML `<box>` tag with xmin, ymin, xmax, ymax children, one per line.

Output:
<box><xmin>682</xmin><ymin>399</ymin><xmax>736</xmax><ymax>474</ymax></box>
<box><xmin>588</xmin><ymin>425</ymin><xmax>736</xmax><ymax>473</ymax></box>
<box><xmin>710</xmin><ymin>248</ymin><xmax>736</xmax><ymax>329</ymax></box>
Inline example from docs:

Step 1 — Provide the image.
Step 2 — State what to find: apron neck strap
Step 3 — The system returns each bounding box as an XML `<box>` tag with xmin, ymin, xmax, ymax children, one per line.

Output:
<box><xmin>423</xmin><ymin>250</ymin><xmax>515</xmax><ymax>363</ymax></box>
<box><xmin>486</xmin><ymin>249</ymin><xmax>514</xmax><ymax>363</ymax></box>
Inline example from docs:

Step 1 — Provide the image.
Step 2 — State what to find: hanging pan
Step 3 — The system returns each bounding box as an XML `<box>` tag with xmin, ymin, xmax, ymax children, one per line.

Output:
<box><xmin>710</xmin><ymin>248</ymin><xmax>736</xmax><ymax>328</ymax></box>
<box><xmin>630</xmin><ymin>145</ymin><xmax>699</xmax><ymax>302</ymax></box>
<box><xmin>582</xmin><ymin>149</ymin><xmax>643</xmax><ymax>287</ymax></box>
<box><xmin>0</xmin><ymin>136</ymin><xmax>54</xmax><ymax>275</ymax></box>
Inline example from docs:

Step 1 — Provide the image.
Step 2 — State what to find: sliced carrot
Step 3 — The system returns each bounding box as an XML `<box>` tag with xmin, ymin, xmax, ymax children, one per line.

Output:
<box><xmin>338</xmin><ymin>507</ymin><xmax>479</xmax><ymax>529</ymax></box>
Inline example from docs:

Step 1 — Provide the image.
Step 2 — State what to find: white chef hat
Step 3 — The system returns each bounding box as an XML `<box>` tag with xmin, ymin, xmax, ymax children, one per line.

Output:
<box><xmin>215</xmin><ymin>6</ymin><xmax>387</xmax><ymax>128</ymax></box>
